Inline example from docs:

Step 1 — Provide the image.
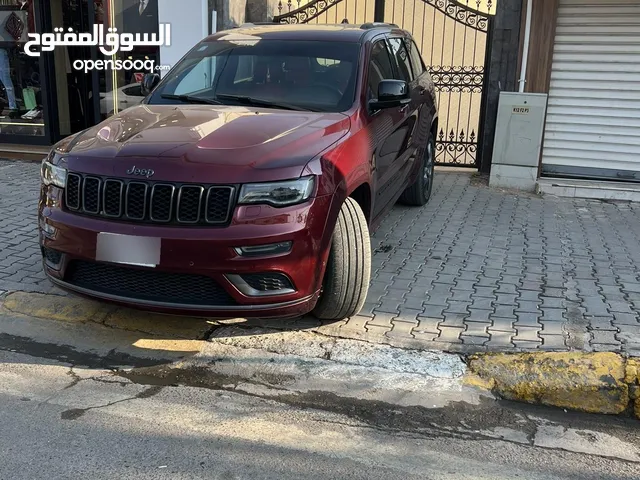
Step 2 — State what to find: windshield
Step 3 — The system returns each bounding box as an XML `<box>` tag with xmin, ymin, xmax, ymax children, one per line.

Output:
<box><xmin>147</xmin><ymin>38</ymin><xmax>361</xmax><ymax>113</ymax></box>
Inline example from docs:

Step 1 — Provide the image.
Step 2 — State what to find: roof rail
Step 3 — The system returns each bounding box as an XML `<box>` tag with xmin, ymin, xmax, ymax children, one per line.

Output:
<box><xmin>360</xmin><ymin>22</ymin><xmax>399</xmax><ymax>29</ymax></box>
<box><xmin>236</xmin><ymin>22</ymin><xmax>280</xmax><ymax>28</ymax></box>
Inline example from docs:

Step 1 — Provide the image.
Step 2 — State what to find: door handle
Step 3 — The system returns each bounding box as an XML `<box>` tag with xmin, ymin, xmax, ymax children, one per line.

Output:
<box><xmin>400</xmin><ymin>104</ymin><xmax>410</xmax><ymax>113</ymax></box>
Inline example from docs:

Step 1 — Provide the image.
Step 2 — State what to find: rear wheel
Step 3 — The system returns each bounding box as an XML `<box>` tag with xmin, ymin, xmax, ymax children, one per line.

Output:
<box><xmin>313</xmin><ymin>197</ymin><xmax>371</xmax><ymax>320</ymax></box>
<box><xmin>398</xmin><ymin>132</ymin><xmax>435</xmax><ymax>206</ymax></box>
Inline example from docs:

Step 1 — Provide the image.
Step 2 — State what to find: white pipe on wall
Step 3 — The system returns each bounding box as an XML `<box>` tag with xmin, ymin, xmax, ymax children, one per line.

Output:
<box><xmin>518</xmin><ymin>0</ymin><xmax>533</xmax><ymax>93</ymax></box>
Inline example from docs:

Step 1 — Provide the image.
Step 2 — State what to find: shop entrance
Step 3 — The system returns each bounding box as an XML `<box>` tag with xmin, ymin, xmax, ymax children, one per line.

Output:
<box><xmin>49</xmin><ymin>0</ymin><xmax>101</xmax><ymax>137</ymax></box>
<box><xmin>48</xmin><ymin>0</ymin><xmax>161</xmax><ymax>141</ymax></box>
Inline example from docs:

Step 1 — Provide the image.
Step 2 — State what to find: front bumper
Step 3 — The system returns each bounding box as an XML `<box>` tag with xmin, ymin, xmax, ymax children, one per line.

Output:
<box><xmin>38</xmin><ymin>184</ymin><xmax>334</xmax><ymax>318</ymax></box>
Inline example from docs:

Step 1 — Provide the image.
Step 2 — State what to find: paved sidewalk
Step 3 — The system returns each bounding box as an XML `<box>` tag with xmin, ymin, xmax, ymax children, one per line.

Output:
<box><xmin>2</xmin><ymin>159</ymin><xmax>640</xmax><ymax>355</ymax></box>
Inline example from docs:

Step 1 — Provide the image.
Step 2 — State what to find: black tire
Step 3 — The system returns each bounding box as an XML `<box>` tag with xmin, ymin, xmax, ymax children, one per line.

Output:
<box><xmin>313</xmin><ymin>197</ymin><xmax>371</xmax><ymax>320</ymax></box>
<box><xmin>398</xmin><ymin>132</ymin><xmax>435</xmax><ymax>206</ymax></box>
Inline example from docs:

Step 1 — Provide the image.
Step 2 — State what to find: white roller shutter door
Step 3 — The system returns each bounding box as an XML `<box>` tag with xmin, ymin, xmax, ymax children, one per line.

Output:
<box><xmin>540</xmin><ymin>0</ymin><xmax>640</xmax><ymax>181</ymax></box>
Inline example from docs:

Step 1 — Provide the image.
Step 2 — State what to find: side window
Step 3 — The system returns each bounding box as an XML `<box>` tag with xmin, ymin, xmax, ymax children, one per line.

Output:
<box><xmin>388</xmin><ymin>38</ymin><xmax>414</xmax><ymax>82</ymax></box>
<box><xmin>406</xmin><ymin>40</ymin><xmax>426</xmax><ymax>78</ymax></box>
<box><xmin>368</xmin><ymin>40</ymin><xmax>394</xmax><ymax>97</ymax></box>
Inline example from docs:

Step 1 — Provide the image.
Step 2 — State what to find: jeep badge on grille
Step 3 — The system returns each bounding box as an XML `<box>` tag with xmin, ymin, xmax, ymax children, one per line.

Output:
<box><xmin>126</xmin><ymin>166</ymin><xmax>155</xmax><ymax>178</ymax></box>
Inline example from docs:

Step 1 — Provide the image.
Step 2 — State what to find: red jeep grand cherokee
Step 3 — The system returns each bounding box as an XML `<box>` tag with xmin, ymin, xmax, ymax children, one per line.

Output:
<box><xmin>38</xmin><ymin>23</ymin><xmax>438</xmax><ymax>321</ymax></box>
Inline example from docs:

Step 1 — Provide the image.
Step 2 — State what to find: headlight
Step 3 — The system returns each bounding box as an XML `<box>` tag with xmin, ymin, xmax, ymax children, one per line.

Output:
<box><xmin>41</xmin><ymin>157</ymin><xmax>67</xmax><ymax>188</ymax></box>
<box><xmin>238</xmin><ymin>176</ymin><xmax>315</xmax><ymax>207</ymax></box>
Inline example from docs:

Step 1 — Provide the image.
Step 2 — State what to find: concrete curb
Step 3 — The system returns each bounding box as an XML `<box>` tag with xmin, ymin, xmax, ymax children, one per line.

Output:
<box><xmin>466</xmin><ymin>352</ymin><xmax>640</xmax><ymax>419</ymax></box>
<box><xmin>2</xmin><ymin>291</ymin><xmax>639</xmax><ymax>419</ymax></box>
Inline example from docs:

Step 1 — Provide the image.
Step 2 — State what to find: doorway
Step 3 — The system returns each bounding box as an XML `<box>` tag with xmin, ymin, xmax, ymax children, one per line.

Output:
<box><xmin>47</xmin><ymin>0</ymin><xmax>160</xmax><ymax>142</ymax></box>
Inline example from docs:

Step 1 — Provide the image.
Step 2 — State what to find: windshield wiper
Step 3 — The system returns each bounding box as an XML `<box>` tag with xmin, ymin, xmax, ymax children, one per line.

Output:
<box><xmin>215</xmin><ymin>94</ymin><xmax>319</xmax><ymax>112</ymax></box>
<box><xmin>160</xmin><ymin>94</ymin><xmax>222</xmax><ymax>105</ymax></box>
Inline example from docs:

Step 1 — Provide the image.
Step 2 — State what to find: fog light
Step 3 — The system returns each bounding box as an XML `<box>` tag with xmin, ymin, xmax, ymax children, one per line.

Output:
<box><xmin>42</xmin><ymin>247</ymin><xmax>63</xmax><ymax>268</ymax></box>
<box><xmin>226</xmin><ymin>272</ymin><xmax>295</xmax><ymax>297</ymax></box>
<box><xmin>234</xmin><ymin>241</ymin><xmax>292</xmax><ymax>257</ymax></box>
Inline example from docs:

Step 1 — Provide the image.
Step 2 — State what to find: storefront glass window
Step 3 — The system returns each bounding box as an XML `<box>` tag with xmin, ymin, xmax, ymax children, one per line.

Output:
<box><xmin>0</xmin><ymin>0</ymin><xmax>44</xmax><ymax>136</ymax></box>
<box><xmin>97</xmin><ymin>0</ymin><xmax>160</xmax><ymax>119</ymax></box>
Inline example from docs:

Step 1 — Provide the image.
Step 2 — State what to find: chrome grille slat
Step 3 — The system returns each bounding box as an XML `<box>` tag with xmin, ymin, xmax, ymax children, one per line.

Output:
<box><xmin>63</xmin><ymin>172</ymin><xmax>235</xmax><ymax>226</ymax></box>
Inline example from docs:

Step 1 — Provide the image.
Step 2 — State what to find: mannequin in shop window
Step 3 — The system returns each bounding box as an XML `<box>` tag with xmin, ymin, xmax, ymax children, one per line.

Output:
<box><xmin>0</xmin><ymin>47</ymin><xmax>17</xmax><ymax>115</ymax></box>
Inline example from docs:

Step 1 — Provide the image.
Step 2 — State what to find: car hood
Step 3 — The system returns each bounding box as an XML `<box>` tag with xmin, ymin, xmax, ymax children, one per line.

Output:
<box><xmin>55</xmin><ymin>104</ymin><xmax>351</xmax><ymax>184</ymax></box>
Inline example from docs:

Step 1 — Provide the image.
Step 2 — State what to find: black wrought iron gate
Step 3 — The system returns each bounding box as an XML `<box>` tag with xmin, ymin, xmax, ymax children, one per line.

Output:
<box><xmin>274</xmin><ymin>0</ymin><xmax>495</xmax><ymax>168</ymax></box>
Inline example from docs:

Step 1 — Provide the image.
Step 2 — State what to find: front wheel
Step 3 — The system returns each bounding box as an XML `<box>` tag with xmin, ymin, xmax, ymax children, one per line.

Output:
<box><xmin>398</xmin><ymin>132</ymin><xmax>435</xmax><ymax>206</ymax></box>
<box><xmin>312</xmin><ymin>197</ymin><xmax>371</xmax><ymax>321</ymax></box>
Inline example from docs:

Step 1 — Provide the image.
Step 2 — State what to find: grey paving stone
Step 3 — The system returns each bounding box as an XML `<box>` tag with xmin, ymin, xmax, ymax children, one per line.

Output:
<box><xmin>465</xmin><ymin>308</ymin><xmax>492</xmax><ymax>323</ymax></box>
<box><xmin>416</xmin><ymin>316</ymin><xmax>441</xmax><ymax>334</ymax></box>
<box><xmin>540</xmin><ymin>321</ymin><xmax>566</xmax><ymax>336</ymax></box>
<box><xmin>365</xmin><ymin>324</ymin><xmax>392</xmax><ymax>336</ymax></box>
<box><xmin>437</xmin><ymin>326</ymin><xmax>464</xmax><ymax>344</ymax></box>
<box><xmin>516</xmin><ymin>300</ymin><xmax>541</xmax><ymax>313</ymax></box>
<box><xmin>422</xmin><ymin>304</ymin><xmax>446</xmax><ymax>318</ymax></box>
<box><xmin>402</xmin><ymin>295</ymin><xmax>426</xmax><ymax>311</ymax></box>
<box><xmin>517</xmin><ymin>290</ymin><xmax>541</xmax><ymax>302</ymax></box>
<box><xmin>485</xmin><ymin>331</ymin><xmax>515</xmax><ymax>348</ymax></box>
<box><xmin>590</xmin><ymin>330</ymin><xmax>620</xmax><ymax>346</ymax></box>
<box><xmin>450</xmin><ymin>289</ymin><xmax>473</xmax><ymax>302</ymax></box>
<box><xmin>539</xmin><ymin>334</ymin><xmax>568</xmax><ymax>350</ymax></box>
<box><xmin>540</xmin><ymin>308</ymin><xmax>566</xmax><ymax>322</ymax></box>
<box><xmin>440</xmin><ymin>313</ymin><xmax>466</xmax><ymax>328</ymax></box>
<box><xmin>513</xmin><ymin>326</ymin><xmax>542</xmax><ymax>343</ymax></box>
<box><xmin>607</xmin><ymin>301</ymin><xmax>635</xmax><ymax>314</ymax></box>
<box><xmin>461</xmin><ymin>335</ymin><xmax>488</xmax><ymax>346</ymax></box>
<box><xmin>590</xmin><ymin>317</ymin><xmax>619</xmax><ymax>331</ymax></box>
<box><xmin>368</xmin><ymin>312</ymin><xmax>395</xmax><ymax>328</ymax></box>
<box><xmin>611</xmin><ymin>313</ymin><xmax>640</xmax><ymax>326</ymax></box>
<box><xmin>540</xmin><ymin>296</ymin><xmax>565</xmax><ymax>309</ymax></box>
<box><xmin>495</xmin><ymin>293</ymin><xmax>518</xmax><ymax>305</ymax></box>
<box><xmin>470</xmin><ymin>296</ymin><xmax>494</xmax><ymax>311</ymax></box>
<box><xmin>374</xmin><ymin>301</ymin><xmax>401</xmax><ymax>314</ymax></box>
<box><xmin>445</xmin><ymin>301</ymin><xmax>471</xmax><ymax>315</ymax></box>
<box><xmin>463</xmin><ymin>322</ymin><xmax>490</xmax><ymax>338</ymax></box>
<box><xmin>387</xmin><ymin>320</ymin><xmax>416</xmax><ymax>339</ymax></box>
<box><xmin>494</xmin><ymin>305</ymin><xmax>516</xmax><ymax>318</ymax></box>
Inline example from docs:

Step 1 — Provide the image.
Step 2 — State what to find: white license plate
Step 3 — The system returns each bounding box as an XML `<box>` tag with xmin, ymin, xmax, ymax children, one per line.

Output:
<box><xmin>95</xmin><ymin>233</ymin><xmax>161</xmax><ymax>268</ymax></box>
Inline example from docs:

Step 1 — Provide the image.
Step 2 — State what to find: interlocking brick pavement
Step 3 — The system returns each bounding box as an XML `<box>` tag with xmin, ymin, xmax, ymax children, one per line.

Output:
<box><xmin>2</xmin><ymin>159</ymin><xmax>640</xmax><ymax>355</ymax></box>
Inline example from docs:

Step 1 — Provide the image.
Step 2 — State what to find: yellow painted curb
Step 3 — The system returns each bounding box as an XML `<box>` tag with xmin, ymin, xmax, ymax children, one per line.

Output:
<box><xmin>468</xmin><ymin>352</ymin><xmax>635</xmax><ymax>416</ymax></box>
<box><xmin>626</xmin><ymin>358</ymin><xmax>640</xmax><ymax>419</ymax></box>
<box><xmin>2</xmin><ymin>291</ymin><xmax>112</xmax><ymax>324</ymax></box>
<box><xmin>1</xmin><ymin>291</ymin><xmax>215</xmax><ymax>340</ymax></box>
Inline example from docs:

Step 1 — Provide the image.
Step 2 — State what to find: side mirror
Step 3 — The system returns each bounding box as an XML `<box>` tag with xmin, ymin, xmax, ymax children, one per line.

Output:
<box><xmin>369</xmin><ymin>79</ymin><xmax>410</xmax><ymax>110</ymax></box>
<box><xmin>140</xmin><ymin>73</ymin><xmax>160</xmax><ymax>96</ymax></box>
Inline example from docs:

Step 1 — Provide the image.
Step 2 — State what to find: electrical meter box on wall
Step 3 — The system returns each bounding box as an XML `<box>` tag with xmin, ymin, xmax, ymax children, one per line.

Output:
<box><xmin>489</xmin><ymin>92</ymin><xmax>548</xmax><ymax>191</ymax></box>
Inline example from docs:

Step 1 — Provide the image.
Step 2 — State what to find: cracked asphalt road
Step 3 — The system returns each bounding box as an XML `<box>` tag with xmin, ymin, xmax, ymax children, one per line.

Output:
<box><xmin>1</xmin><ymin>313</ymin><xmax>640</xmax><ymax>479</ymax></box>
<box><xmin>1</xmin><ymin>348</ymin><xmax>640</xmax><ymax>480</ymax></box>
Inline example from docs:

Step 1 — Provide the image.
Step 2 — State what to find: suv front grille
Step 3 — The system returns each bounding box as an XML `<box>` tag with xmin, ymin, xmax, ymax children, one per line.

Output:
<box><xmin>65</xmin><ymin>260</ymin><xmax>238</xmax><ymax>306</ymax></box>
<box><xmin>65</xmin><ymin>173</ymin><xmax>235</xmax><ymax>226</ymax></box>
